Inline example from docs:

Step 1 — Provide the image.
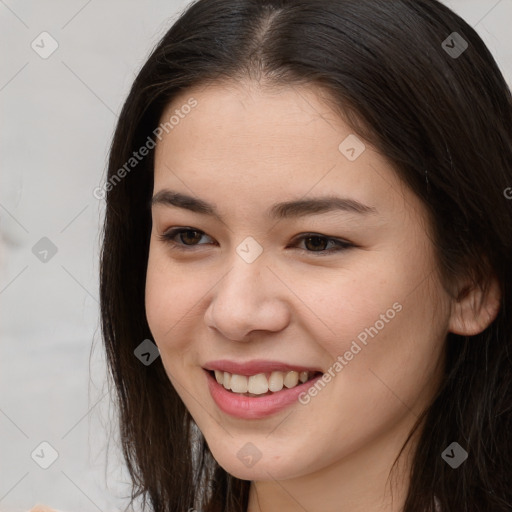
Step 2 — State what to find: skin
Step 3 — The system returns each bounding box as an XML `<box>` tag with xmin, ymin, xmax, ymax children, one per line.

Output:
<box><xmin>145</xmin><ymin>80</ymin><xmax>501</xmax><ymax>512</ymax></box>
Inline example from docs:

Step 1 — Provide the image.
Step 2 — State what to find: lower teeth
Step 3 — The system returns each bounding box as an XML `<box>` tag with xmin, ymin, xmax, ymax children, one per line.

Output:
<box><xmin>229</xmin><ymin>390</ymin><xmax>273</xmax><ymax>397</ymax></box>
<box><xmin>232</xmin><ymin>388</ymin><xmax>294</xmax><ymax>397</ymax></box>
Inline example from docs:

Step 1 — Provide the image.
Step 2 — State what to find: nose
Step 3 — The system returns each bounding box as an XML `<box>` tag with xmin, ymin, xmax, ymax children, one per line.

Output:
<box><xmin>204</xmin><ymin>258</ymin><xmax>291</xmax><ymax>342</ymax></box>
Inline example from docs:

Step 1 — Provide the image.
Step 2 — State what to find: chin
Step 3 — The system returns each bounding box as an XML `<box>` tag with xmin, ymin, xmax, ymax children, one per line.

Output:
<box><xmin>221</xmin><ymin>461</ymin><xmax>291</xmax><ymax>481</ymax></box>
<box><xmin>209</xmin><ymin>447</ymin><xmax>305</xmax><ymax>482</ymax></box>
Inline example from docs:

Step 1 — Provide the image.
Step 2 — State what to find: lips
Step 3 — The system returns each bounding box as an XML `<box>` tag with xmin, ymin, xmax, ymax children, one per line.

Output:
<box><xmin>203</xmin><ymin>359</ymin><xmax>323</xmax><ymax>376</ymax></box>
<box><xmin>204</xmin><ymin>369</ymin><xmax>324</xmax><ymax>419</ymax></box>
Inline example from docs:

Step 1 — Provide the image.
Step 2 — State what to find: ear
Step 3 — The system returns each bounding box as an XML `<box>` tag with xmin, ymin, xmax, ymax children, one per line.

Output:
<box><xmin>448</xmin><ymin>271</ymin><xmax>501</xmax><ymax>336</ymax></box>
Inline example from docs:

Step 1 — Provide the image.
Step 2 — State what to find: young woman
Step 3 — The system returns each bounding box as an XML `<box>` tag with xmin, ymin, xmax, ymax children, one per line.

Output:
<box><xmin>99</xmin><ymin>1</ymin><xmax>512</xmax><ymax>511</ymax></box>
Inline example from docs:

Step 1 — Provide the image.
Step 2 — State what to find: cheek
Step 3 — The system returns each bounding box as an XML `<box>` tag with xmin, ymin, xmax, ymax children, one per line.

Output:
<box><xmin>145</xmin><ymin>248</ymin><xmax>196</xmax><ymax>345</ymax></box>
<box><xmin>301</xmin><ymin>260</ymin><xmax>438</xmax><ymax>385</ymax></box>
<box><xmin>145</xmin><ymin>245</ymin><xmax>222</xmax><ymax>359</ymax></box>
<box><xmin>288</xmin><ymin>262</ymin><xmax>400</xmax><ymax>359</ymax></box>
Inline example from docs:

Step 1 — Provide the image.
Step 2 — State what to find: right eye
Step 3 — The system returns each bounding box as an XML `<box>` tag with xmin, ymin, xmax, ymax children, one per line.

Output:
<box><xmin>157</xmin><ymin>227</ymin><xmax>215</xmax><ymax>250</ymax></box>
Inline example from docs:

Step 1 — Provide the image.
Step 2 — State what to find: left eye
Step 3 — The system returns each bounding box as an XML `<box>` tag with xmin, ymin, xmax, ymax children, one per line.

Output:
<box><xmin>157</xmin><ymin>228</ymin><xmax>354</xmax><ymax>255</ymax></box>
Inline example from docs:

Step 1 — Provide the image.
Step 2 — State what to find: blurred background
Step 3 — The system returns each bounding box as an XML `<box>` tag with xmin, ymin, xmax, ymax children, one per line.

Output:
<box><xmin>1</xmin><ymin>0</ymin><xmax>511</xmax><ymax>510</ymax></box>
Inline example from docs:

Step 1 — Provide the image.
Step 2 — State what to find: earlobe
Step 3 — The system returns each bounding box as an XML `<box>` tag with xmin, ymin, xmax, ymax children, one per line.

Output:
<box><xmin>448</xmin><ymin>273</ymin><xmax>501</xmax><ymax>336</ymax></box>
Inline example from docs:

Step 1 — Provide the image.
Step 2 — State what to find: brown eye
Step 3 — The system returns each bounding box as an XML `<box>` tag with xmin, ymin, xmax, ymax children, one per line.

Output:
<box><xmin>177</xmin><ymin>229</ymin><xmax>203</xmax><ymax>245</ymax></box>
<box><xmin>293</xmin><ymin>233</ymin><xmax>353</xmax><ymax>255</ymax></box>
<box><xmin>303</xmin><ymin>235</ymin><xmax>329</xmax><ymax>251</ymax></box>
<box><xmin>158</xmin><ymin>228</ymin><xmax>353</xmax><ymax>256</ymax></box>
<box><xmin>157</xmin><ymin>228</ymin><xmax>213</xmax><ymax>248</ymax></box>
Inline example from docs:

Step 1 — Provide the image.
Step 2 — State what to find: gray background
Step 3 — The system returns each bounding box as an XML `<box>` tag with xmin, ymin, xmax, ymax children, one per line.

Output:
<box><xmin>1</xmin><ymin>1</ymin><xmax>511</xmax><ymax>511</ymax></box>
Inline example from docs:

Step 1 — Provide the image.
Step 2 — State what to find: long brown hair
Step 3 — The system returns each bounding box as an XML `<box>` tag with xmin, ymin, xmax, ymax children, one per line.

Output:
<box><xmin>99</xmin><ymin>1</ymin><xmax>512</xmax><ymax>510</ymax></box>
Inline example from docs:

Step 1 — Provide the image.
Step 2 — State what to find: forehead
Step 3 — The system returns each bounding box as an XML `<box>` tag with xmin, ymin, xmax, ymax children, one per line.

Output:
<box><xmin>156</xmin><ymin>81</ymin><xmax>347</xmax><ymax>160</ymax></box>
<box><xmin>152</xmin><ymin>81</ymin><xmax>415</xmax><ymax>224</ymax></box>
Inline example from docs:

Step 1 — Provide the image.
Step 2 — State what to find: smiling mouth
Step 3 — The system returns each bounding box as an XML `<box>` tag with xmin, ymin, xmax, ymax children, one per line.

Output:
<box><xmin>207</xmin><ymin>369</ymin><xmax>323</xmax><ymax>397</ymax></box>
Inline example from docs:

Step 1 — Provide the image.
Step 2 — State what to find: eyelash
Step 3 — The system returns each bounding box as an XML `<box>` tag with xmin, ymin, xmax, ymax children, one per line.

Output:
<box><xmin>157</xmin><ymin>227</ymin><xmax>354</xmax><ymax>256</ymax></box>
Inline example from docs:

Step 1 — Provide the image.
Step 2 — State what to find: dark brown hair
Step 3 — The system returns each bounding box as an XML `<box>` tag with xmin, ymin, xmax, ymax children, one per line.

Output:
<box><xmin>99</xmin><ymin>1</ymin><xmax>512</xmax><ymax>510</ymax></box>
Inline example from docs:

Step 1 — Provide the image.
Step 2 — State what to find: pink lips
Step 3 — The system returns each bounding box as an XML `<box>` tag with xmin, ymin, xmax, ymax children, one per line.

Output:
<box><xmin>203</xmin><ymin>365</ymin><xmax>323</xmax><ymax>420</ymax></box>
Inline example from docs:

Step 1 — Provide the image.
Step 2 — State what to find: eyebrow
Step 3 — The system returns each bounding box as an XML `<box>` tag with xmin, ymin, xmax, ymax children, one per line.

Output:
<box><xmin>150</xmin><ymin>189</ymin><xmax>378</xmax><ymax>220</ymax></box>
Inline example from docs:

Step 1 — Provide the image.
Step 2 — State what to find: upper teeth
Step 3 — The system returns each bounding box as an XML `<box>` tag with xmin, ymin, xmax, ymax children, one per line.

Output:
<box><xmin>214</xmin><ymin>370</ymin><xmax>313</xmax><ymax>394</ymax></box>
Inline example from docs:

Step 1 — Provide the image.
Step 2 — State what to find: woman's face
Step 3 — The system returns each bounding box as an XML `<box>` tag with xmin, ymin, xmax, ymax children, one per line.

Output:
<box><xmin>145</xmin><ymin>81</ymin><xmax>451</xmax><ymax>482</ymax></box>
